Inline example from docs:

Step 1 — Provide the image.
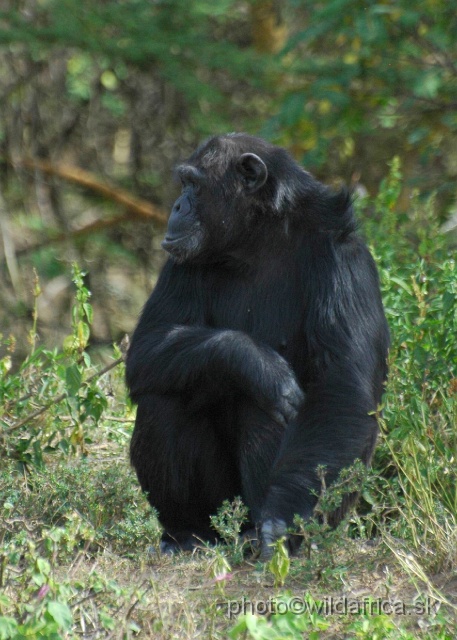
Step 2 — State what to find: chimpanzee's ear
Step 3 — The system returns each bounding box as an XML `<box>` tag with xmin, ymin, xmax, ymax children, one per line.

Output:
<box><xmin>236</xmin><ymin>153</ymin><xmax>268</xmax><ymax>192</ymax></box>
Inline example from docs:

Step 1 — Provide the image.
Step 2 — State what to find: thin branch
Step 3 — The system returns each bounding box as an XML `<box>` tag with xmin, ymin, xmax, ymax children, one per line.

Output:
<box><xmin>5</xmin><ymin>356</ymin><xmax>124</xmax><ymax>433</ymax></box>
<box><xmin>14</xmin><ymin>209</ymin><xmax>158</xmax><ymax>257</ymax></box>
<box><xmin>17</xmin><ymin>157</ymin><xmax>168</xmax><ymax>225</ymax></box>
<box><xmin>0</xmin><ymin>189</ymin><xmax>21</xmax><ymax>292</ymax></box>
<box><xmin>5</xmin><ymin>157</ymin><xmax>168</xmax><ymax>256</ymax></box>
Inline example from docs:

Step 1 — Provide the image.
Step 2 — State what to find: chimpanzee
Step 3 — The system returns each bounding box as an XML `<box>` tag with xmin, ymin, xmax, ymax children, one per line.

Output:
<box><xmin>126</xmin><ymin>133</ymin><xmax>389</xmax><ymax>559</ymax></box>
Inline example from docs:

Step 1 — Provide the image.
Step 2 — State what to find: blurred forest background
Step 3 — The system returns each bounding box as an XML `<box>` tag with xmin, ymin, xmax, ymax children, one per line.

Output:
<box><xmin>0</xmin><ymin>0</ymin><xmax>456</xmax><ymax>358</ymax></box>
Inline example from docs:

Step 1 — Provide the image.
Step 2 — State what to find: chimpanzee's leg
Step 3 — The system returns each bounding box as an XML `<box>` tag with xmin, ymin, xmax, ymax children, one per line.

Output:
<box><xmin>130</xmin><ymin>393</ymin><xmax>241</xmax><ymax>553</ymax></box>
<box><xmin>236</xmin><ymin>401</ymin><xmax>287</xmax><ymax>531</ymax></box>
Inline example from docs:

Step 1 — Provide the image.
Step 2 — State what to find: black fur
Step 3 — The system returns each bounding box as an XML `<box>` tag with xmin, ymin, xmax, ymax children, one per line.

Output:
<box><xmin>126</xmin><ymin>134</ymin><xmax>389</xmax><ymax>558</ymax></box>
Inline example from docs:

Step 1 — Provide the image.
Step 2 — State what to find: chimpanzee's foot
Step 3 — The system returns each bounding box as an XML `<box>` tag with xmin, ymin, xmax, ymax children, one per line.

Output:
<box><xmin>260</xmin><ymin>518</ymin><xmax>302</xmax><ymax>561</ymax></box>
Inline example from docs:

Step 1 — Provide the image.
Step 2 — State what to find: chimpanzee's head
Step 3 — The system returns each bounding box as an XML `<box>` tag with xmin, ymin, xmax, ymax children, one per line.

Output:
<box><xmin>161</xmin><ymin>133</ymin><xmax>313</xmax><ymax>263</ymax></box>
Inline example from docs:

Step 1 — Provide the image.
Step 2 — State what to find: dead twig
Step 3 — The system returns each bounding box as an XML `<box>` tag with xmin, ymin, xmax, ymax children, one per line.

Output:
<box><xmin>8</xmin><ymin>157</ymin><xmax>168</xmax><ymax>256</ymax></box>
<box><xmin>18</xmin><ymin>157</ymin><xmax>167</xmax><ymax>224</ymax></box>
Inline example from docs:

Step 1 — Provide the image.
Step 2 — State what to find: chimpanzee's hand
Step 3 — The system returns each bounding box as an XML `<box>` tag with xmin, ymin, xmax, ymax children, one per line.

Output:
<box><xmin>252</xmin><ymin>351</ymin><xmax>304</xmax><ymax>427</ymax></box>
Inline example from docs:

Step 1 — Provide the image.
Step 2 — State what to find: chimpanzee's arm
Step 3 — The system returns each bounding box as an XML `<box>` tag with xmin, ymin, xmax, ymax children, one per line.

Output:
<box><xmin>260</xmin><ymin>236</ymin><xmax>389</xmax><ymax>557</ymax></box>
<box><xmin>126</xmin><ymin>261</ymin><xmax>304</xmax><ymax>426</ymax></box>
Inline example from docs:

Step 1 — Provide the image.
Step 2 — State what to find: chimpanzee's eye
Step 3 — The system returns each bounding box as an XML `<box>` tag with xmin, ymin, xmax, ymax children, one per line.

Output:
<box><xmin>182</xmin><ymin>178</ymin><xmax>200</xmax><ymax>194</ymax></box>
<box><xmin>176</xmin><ymin>165</ymin><xmax>203</xmax><ymax>192</ymax></box>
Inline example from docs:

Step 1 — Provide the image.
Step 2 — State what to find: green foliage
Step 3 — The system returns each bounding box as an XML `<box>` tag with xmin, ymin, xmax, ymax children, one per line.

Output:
<box><xmin>0</xmin><ymin>458</ymin><xmax>160</xmax><ymax>556</ymax></box>
<box><xmin>363</xmin><ymin>160</ymin><xmax>457</xmax><ymax>572</ymax></box>
<box><xmin>0</xmin><ymin>265</ymin><xmax>115</xmax><ymax>468</ymax></box>
<box><xmin>229</xmin><ymin>593</ymin><xmax>330</xmax><ymax>640</ymax></box>
<box><xmin>267</xmin><ymin>2</ymin><xmax>457</xmax><ymax>198</ymax></box>
<box><xmin>0</xmin><ymin>447</ymin><xmax>160</xmax><ymax>636</ymax></box>
<box><xmin>313</xmin><ymin>461</ymin><xmax>368</xmax><ymax>521</ymax></box>
<box><xmin>0</xmin><ymin>0</ymin><xmax>268</xmax><ymax>134</ymax></box>
<box><xmin>0</xmin><ymin>601</ymin><xmax>72</xmax><ymax>640</ymax></box>
<box><xmin>0</xmin><ymin>506</ymin><xmax>150</xmax><ymax>639</ymax></box>
<box><xmin>210</xmin><ymin>497</ymin><xmax>249</xmax><ymax>546</ymax></box>
<box><xmin>347</xmin><ymin>614</ymin><xmax>416</xmax><ymax>640</ymax></box>
<box><xmin>267</xmin><ymin>538</ymin><xmax>290</xmax><ymax>588</ymax></box>
<box><xmin>207</xmin><ymin>548</ymin><xmax>232</xmax><ymax>596</ymax></box>
<box><xmin>63</xmin><ymin>264</ymin><xmax>93</xmax><ymax>354</ymax></box>
<box><xmin>210</xmin><ymin>497</ymin><xmax>250</xmax><ymax>564</ymax></box>
<box><xmin>0</xmin><ymin>262</ymin><xmax>161</xmax><ymax>637</ymax></box>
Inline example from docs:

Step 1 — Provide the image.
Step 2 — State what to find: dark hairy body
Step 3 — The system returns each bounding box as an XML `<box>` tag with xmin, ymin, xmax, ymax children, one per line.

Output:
<box><xmin>126</xmin><ymin>133</ymin><xmax>389</xmax><ymax>559</ymax></box>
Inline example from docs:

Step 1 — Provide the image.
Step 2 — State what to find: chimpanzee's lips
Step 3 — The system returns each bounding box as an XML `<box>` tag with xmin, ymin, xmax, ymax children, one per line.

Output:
<box><xmin>162</xmin><ymin>235</ymin><xmax>187</xmax><ymax>250</ymax></box>
<box><xmin>161</xmin><ymin>235</ymin><xmax>193</xmax><ymax>261</ymax></box>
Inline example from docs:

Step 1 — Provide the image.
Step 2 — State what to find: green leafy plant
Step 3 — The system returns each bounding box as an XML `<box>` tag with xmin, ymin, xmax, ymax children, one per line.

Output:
<box><xmin>0</xmin><ymin>264</ymin><xmax>120</xmax><ymax>468</ymax></box>
<box><xmin>208</xmin><ymin>548</ymin><xmax>232</xmax><ymax>597</ymax></box>
<box><xmin>210</xmin><ymin>497</ymin><xmax>250</xmax><ymax>561</ymax></box>
<box><xmin>267</xmin><ymin>537</ymin><xmax>291</xmax><ymax>588</ymax></box>
<box><xmin>229</xmin><ymin>593</ymin><xmax>330</xmax><ymax>640</ymax></box>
